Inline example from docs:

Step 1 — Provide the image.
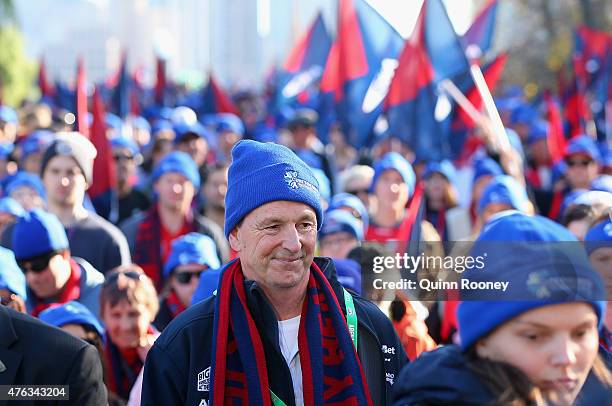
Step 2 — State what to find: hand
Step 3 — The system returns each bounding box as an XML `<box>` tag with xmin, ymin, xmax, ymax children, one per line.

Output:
<box><xmin>137</xmin><ymin>333</ymin><xmax>157</xmax><ymax>361</ymax></box>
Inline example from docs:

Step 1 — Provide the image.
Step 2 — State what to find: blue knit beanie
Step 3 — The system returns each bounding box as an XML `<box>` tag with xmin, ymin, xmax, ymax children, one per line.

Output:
<box><xmin>224</xmin><ymin>140</ymin><xmax>323</xmax><ymax>238</ymax></box>
<box><xmin>422</xmin><ymin>160</ymin><xmax>457</xmax><ymax>186</ymax></box>
<box><xmin>12</xmin><ymin>208</ymin><xmax>69</xmax><ymax>260</ymax></box>
<box><xmin>370</xmin><ymin>152</ymin><xmax>415</xmax><ymax>196</ymax></box>
<box><xmin>39</xmin><ymin>301</ymin><xmax>104</xmax><ymax>336</ymax></box>
<box><xmin>584</xmin><ymin>218</ymin><xmax>612</xmax><ymax>256</ymax></box>
<box><xmin>151</xmin><ymin>151</ymin><xmax>200</xmax><ymax>190</ymax></box>
<box><xmin>477</xmin><ymin>175</ymin><xmax>530</xmax><ymax>215</ymax></box>
<box><xmin>319</xmin><ymin>209</ymin><xmax>364</xmax><ymax>241</ymax></box>
<box><xmin>458</xmin><ymin>213</ymin><xmax>606</xmax><ymax>351</ymax></box>
<box><xmin>5</xmin><ymin>171</ymin><xmax>46</xmax><ymax>201</ymax></box>
<box><xmin>0</xmin><ymin>247</ymin><xmax>26</xmax><ymax>299</ymax></box>
<box><xmin>163</xmin><ymin>232</ymin><xmax>221</xmax><ymax>279</ymax></box>
<box><xmin>328</xmin><ymin>193</ymin><xmax>369</xmax><ymax>231</ymax></box>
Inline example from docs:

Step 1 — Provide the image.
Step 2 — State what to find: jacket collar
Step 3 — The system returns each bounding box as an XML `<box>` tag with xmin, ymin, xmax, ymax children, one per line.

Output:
<box><xmin>0</xmin><ymin>306</ymin><xmax>23</xmax><ymax>385</ymax></box>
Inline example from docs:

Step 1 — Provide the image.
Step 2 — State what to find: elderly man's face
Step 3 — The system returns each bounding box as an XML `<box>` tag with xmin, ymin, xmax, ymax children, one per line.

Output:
<box><xmin>229</xmin><ymin>201</ymin><xmax>317</xmax><ymax>291</ymax></box>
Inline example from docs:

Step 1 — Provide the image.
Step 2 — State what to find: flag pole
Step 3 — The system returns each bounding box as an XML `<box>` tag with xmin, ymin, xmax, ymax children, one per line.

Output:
<box><xmin>438</xmin><ymin>79</ymin><xmax>484</xmax><ymax>124</ymax></box>
<box><xmin>466</xmin><ymin>51</ymin><xmax>510</xmax><ymax>153</ymax></box>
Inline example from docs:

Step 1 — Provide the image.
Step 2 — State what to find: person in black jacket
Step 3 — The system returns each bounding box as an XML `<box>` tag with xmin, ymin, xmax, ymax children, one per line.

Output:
<box><xmin>142</xmin><ymin>140</ymin><xmax>408</xmax><ymax>405</ymax></box>
<box><xmin>0</xmin><ymin>305</ymin><xmax>107</xmax><ymax>405</ymax></box>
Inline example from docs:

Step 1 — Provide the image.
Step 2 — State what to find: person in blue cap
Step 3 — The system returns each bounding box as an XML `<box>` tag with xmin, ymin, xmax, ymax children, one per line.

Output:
<box><xmin>173</xmin><ymin>122</ymin><xmax>210</xmax><ymax>172</ymax></box>
<box><xmin>17</xmin><ymin>129</ymin><xmax>55</xmax><ymax>174</ymax></box>
<box><xmin>215</xmin><ymin>113</ymin><xmax>244</xmax><ymax>164</ymax></box>
<box><xmin>393</xmin><ymin>212</ymin><xmax>611</xmax><ymax>405</ymax></box>
<box><xmin>154</xmin><ymin>232</ymin><xmax>220</xmax><ymax>331</ymax></box>
<box><xmin>423</xmin><ymin>160</ymin><xmax>471</xmax><ymax>241</ymax></box>
<box><xmin>0</xmin><ymin>105</ymin><xmax>18</xmax><ymax>143</ymax></box>
<box><xmin>12</xmin><ymin>208</ymin><xmax>105</xmax><ymax>320</ymax></box>
<box><xmin>129</xmin><ymin>115</ymin><xmax>152</xmax><ymax>150</ymax></box>
<box><xmin>142</xmin><ymin>140</ymin><xmax>407</xmax><ymax>406</ymax></box>
<box><xmin>318</xmin><ymin>209</ymin><xmax>363</xmax><ymax>259</ymax></box>
<box><xmin>39</xmin><ymin>300</ymin><xmax>104</xmax><ymax>342</ymax></box>
<box><xmin>5</xmin><ymin>171</ymin><xmax>46</xmax><ymax>211</ymax></box>
<box><xmin>121</xmin><ymin>151</ymin><xmax>229</xmax><ymax>291</ymax></box>
<box><xmin>565</xmin><ymin>135</ymin><xmax>601</xmax><ymax>191</ymax></box>
<box><xmin>198</xmin><ymin>162</ymin><xmax>229</xmax><ymax>231</ymax></box>
<box><xmin>584</xmin><ymin>216</ymin><xmax>612</xmax><ymax>344</ymax></box>
<box><xmin>328</xmin><ymin>192</ymin><xmax>369</xmax><ymax>235</ymax></box>
<box><xmin>109</xmin><ymin>137</ymin><xmax>150</xmax><ymax>225</ymax></box>
<box><xmin>0</xmin><ymin>246</ymin><xmax>27</xmax><ymax>313</ymax></box>
<box><xmin>477</xmin><ymin>175</ymin><xmax>533</xmax><ymax>225</ymax></box>
<box><xmin>367</xmin><ymin>152</ymin><xmax>416</xmax><ymax>244</ymax></box>
<box><xmin>469</xmin><ymin>157</ymin><xmax>504</xmax><ymax>222</ymax></box>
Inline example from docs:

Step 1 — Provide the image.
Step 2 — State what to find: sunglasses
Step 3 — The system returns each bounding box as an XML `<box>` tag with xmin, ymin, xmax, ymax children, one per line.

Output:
<box><xmin>103</xmin><ymin>270</ymin><xmax>146</xmax><ymax>287</ymax></box>
<box><xmin>566</xmin><ymin>159</ymin><xmax>593</xmax><ymax>167</ymax></box>
<box><xmin>113</xmin><ymin>154</ymin><xmax>134</xmax><ymax>162</ymax></box>
<box><xmin>174</xmin><ymin>271</ymin><xmax>203</xmax><ymax>284</ymax></box>
<box><xmin>17</xmin><ymin>252</ymin><xmax>58</xmax><ymax>274</ymax></box>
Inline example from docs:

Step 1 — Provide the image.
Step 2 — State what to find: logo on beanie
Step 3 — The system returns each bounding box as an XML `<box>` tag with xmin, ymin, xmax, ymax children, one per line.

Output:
<box><xmin>56</xmin><ymin>142</ymin><xmax>73</xmax><ymax>155</ymax></box>
<box><xmin>284</xmin><ymin>170</ymin><xmax>317</xmax><ymax>193</ymax></box>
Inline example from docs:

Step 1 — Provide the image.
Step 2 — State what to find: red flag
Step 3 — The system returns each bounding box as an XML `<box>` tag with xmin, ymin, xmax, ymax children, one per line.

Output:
<box><xmin>155</xmin><ymin>57</ymin><xmax>166</xmax><ymax>105</ymax></box>
<box><xmin>89</xmin><ymin>87</ymin><xmax>117</xmax><ymax>200</ymax></box>
<box><xmin>208</xmin><ymin>73</ymin><xmax>239</xmax><ymax>115</ymax></box>
<box><xmin>544</xmin><ymin>91</ymin><xmax>566</xmax><ymax>164</ymax></box>
<box><xmin>396</xmin><ymin>182</ymin><xmax>425</xmax><ymax>255</ymax></box>
<box><xmin>76</xmin><ymin>58</ymin><xmax>89</xmax><ymax>138</ymax></box>
<box><xmin>38</xmin><ymin>57</ymin><xmax>55</xmax><ymax>98</ymax></box>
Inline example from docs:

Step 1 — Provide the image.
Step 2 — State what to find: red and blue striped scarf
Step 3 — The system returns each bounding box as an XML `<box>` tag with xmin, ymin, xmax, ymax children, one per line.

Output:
<box><xmin>210</xmin><ymin>259</ymin><xmax>373</xmax><ymax>406</ymax></box>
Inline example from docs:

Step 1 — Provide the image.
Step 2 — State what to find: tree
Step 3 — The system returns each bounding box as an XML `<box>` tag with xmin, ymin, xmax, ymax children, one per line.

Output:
<box><xmin>0</xmin><ymin>26</ymin><xmax>35</xmax><ymax>106</ymax></box>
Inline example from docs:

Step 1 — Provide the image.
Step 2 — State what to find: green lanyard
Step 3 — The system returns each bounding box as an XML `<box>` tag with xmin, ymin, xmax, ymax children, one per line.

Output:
<box><xmin>270</xmin><ymin>287</ymin><xmax>357</xmax><ymax>406</ymax></box>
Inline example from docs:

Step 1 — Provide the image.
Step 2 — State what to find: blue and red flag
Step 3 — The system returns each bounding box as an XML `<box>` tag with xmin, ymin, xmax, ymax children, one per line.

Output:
<box><xmin>461</xmin><ymin>0</ymin><xmax>498</xmax><ymax>57</ymax></box>
<box><xmin>200</xmin><ymin>73</ymin><xmax>239</xmax><ymax>116</ymax></box>
<box><xmin>275</xmin><ymin>12</ymin><xmax>332</xmax><ymax>110</ymax></box>
<box><xmin>544</xmin><ymin>91</ymin><xmax>567</xmax><ymax>164</ymax></box>
<box><xmin>89</xmin><ymin>87</ymin><xmax>118</xmax><ymax>223</ymax></box>
<box><xmin>38</xmin><ymin>57</ymin><xmax>55</xmax><ymax>99</ymax></box>
<box><xmin>574</xmin><ymin>26</ymin><xmax>611</xmax><ymax>89</ymax></box>
<box><xmin>111</xmin><ymin>52</ymin><xmax>130</xmax><ymax>118</ymax></box>
<box><xmin>384</xmin><ymin>0</ymin><xmax>470</xmax><ymax>161</ymax></box>
<box><xmin>76</xmin><ymin>58</ymin><xmax>89</xmax><ymax>138</ymax></box>
<box><xmin>319</xmin><ymin>0</ymin><xmax>403</xmax><ymax>149</ymax></box>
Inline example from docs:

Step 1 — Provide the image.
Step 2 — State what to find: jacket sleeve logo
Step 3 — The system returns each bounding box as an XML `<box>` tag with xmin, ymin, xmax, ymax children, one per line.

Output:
<box><xmin>197</xmin><ymin>367</ymin><xmax>211</xmax><ymax>392</ymax></box>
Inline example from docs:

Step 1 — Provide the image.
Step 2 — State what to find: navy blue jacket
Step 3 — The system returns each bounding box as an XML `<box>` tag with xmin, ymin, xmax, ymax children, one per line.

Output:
<box><xmin>392</xmin><ymin>345</ymin><xmax>612</xmax><ymax>406</ymax></box>
<box><xmin>141</xmin><ymin>257</ymin><xmax>408</xmax><ymax>405</ymax></box>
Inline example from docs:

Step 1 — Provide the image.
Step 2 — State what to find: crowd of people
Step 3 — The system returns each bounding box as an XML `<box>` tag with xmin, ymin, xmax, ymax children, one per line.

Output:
<box><xmin>0</xmin><ymin>79</ymin><xmax>610</xmax><ymax>405</ymax></box>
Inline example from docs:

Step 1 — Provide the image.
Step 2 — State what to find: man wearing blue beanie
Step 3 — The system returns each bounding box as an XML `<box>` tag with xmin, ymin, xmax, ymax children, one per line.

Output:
<box><xmin>143</xmin><ymin>140</ymin><xmax>407</xmax><ymax>406</ymax></box>
<box><xmin>12</xmin><ymin>208</ymin><xmax>105</xmax><ymax>321</ymax></box>
<box><xmin>121</xmin><ymin>151</ymin><xmax>229</xmax><ymax>291</ymax></box>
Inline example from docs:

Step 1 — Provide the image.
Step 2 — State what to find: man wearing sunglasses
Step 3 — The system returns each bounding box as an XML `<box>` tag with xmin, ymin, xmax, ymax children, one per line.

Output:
<box><xmin>12</xmin><ymin>208</ymin><xmax>105</xmax><ymax>321</ymax></box>
<box><xmin>564</xmin><ymin>135</ymin><xmax>602</xmax><ymax>192</ymax></box>
<box><xmin>153</xmin><ymin>232</ymin><xmax>220</xmax><ymax>331</ymax></box>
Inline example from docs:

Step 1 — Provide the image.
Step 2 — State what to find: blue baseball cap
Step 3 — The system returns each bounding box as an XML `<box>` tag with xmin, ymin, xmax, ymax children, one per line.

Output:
<box><xmin>370</xmin><ymin>152</ymin><xmax>415</xmax><ymax>196</ymax></box>
<box><xmin>151</xmin><ymin>151</ymin><xmax>200</xmax><ymax>189</ymax></box>
<box><xmin>565</xmin><ymin>135</ymin><xmax>602</xmax><ymax>164</ymax></box>
<box><xmin>319</xmin><ymin>209</ymin><xmax>364</xmax><ymax>241</ymax></box>
<box><xmin>472</xmin><ymin>157</ymin><xmax>503</xmax><ymax>184</ymax></box>
<box><xmin>215</xmin><ymin>113</ymin><xmax>244</xmax><ymax>136</ymax></box>
<box><xmin>163</xmin><ymin>232</ymin><xmax>220</xmax><ymax>279</ymax></box>
<box><xmin>173</xmin><ymin>122</ymin><xmax>210</xmax><ymax>145</ymax></box>
<box><xmin>0</xmin><ymin>246</ymin><xmax>27</xmax><ymax>299</ymax></box>
<box><xmin>509</xmin><ymin>104</ymin><xmax>537</xmax><ymax>126</ymax></box>
<box><xmin>478</xmin><ymin>175</ymin><xmax>530</xmax><ymax>215</ymax></box>
<box><xmin>39</xmin><ymin>301</ymin><xmax>104</xmax><ymax>336</ymax></box>
<box><xmin>20</xmin><ymin>130</ymin><xmax>55</xmax><ymax>160</ymax></box>
<box><xmin>5</xmin><ymin>171</ymin><xmax>46</xmax><ymax>201</ymax></box>
<box><xmin>422</xmin><ymin>160</ymin><xmax>457</xmax><ymax>185</ymax></box>
<box><xmin>328</xmin><ymin>193</ymin><xmax>369</xmax><ymax>232</ymax></box>
<box><xmin>527</xmin><ymin>119</ymin><xmax>549</xmax><ymax>145</ymax></box>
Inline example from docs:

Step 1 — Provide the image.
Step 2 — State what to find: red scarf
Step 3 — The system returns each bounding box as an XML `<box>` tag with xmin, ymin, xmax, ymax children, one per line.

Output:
<box><xmin>31</xmin><ymin>259</ymin><xmax>82</xmax><ymax>317</ymax></box>
<box><xmin>165</xmin><ymin>290</ymin><xmax>187</xmax><ymax>319</ymax></box>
